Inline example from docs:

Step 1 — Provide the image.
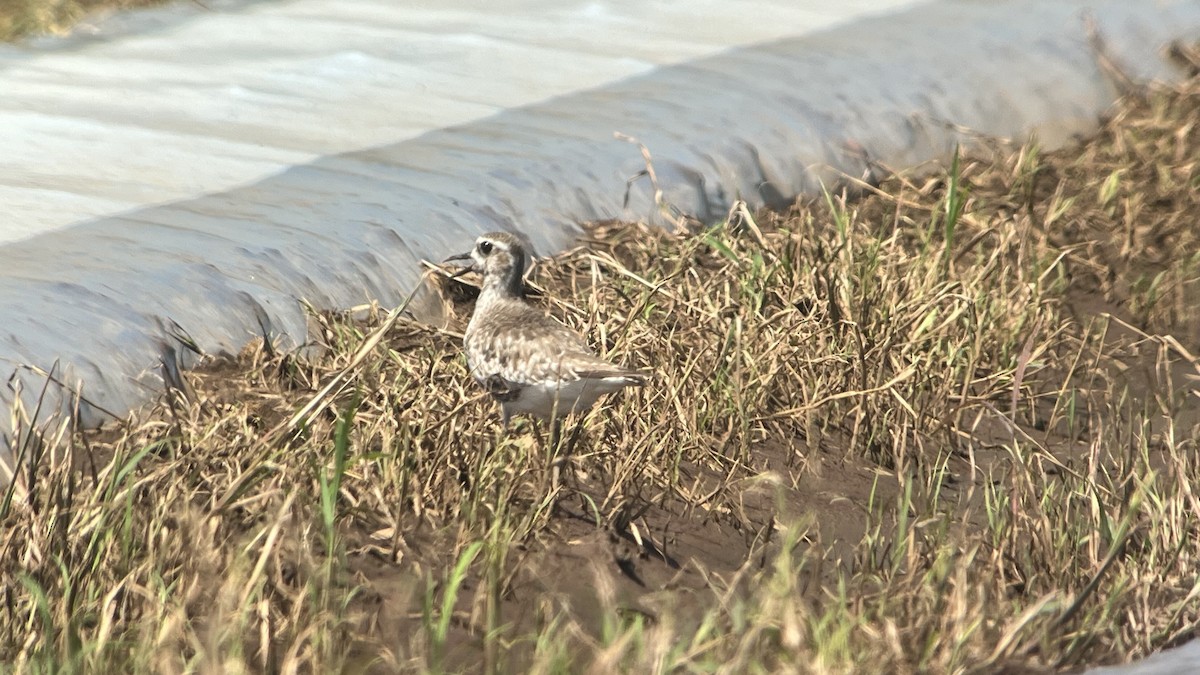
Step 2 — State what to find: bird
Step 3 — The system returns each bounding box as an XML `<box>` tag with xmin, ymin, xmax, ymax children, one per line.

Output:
<box><xmin>443</xmin><ymin>231</ymin><xmax>646</xmax><ymax>444</ymax></box>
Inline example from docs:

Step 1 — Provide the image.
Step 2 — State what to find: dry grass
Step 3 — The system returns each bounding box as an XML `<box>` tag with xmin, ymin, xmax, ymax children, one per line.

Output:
<box><xmin>0</xmin><ymin>0</ymin><xmax>163</xmax><ymax>41</ymax></box>
<box><xmin>1</xmin><ymin>44</ymin><xmax>1199</xmax><ymax>675</ymax></box>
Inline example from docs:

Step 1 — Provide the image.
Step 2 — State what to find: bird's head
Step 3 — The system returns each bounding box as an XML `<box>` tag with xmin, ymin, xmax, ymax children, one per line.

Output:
<box><xmin>444</xmin><ymin>231</ymin><xmax>530</xmax><ymax>295</ymax></box>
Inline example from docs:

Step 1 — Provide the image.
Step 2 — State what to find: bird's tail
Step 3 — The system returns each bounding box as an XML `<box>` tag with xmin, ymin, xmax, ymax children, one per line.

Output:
<box><xmin>578</xmin><ymin>367</ymin><xmax>650</xmax><ymax>387</ymax></box>
<box><xmin>624</xmin><ymin>370</ymin><xmax>649</xmax><ymax>387</ymax></box>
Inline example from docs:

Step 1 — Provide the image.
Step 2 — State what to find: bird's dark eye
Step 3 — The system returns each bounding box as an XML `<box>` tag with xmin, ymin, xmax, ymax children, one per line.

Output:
<box><xmin>478</xmin><ymin>241</ymin><xmax>494</xmax><ymax>255</ymax></box>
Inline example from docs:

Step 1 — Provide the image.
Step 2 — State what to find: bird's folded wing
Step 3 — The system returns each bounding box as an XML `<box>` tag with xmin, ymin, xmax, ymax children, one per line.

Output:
<box><xmin>469</xmin><ymin>320</ymin><xmax>641</xmax><ymax>386</ymax></box>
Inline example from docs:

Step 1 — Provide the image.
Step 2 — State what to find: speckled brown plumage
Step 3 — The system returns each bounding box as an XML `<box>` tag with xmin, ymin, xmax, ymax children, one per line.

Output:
<box><xmin>446</xmin><ymin>231</ymin><xmax>646</xmax><ymax>425</ymax></box>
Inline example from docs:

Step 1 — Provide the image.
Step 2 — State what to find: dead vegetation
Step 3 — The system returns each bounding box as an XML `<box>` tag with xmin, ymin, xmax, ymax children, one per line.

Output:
<box><xmin>0</xmin><ymin>0</ymin><xmax>163</xmax><ymax>41</ymax></box>
<box><xmin>1</xmin><ymin>43</ymin><xmax>1199</xmax><ymax>675</ymax></box>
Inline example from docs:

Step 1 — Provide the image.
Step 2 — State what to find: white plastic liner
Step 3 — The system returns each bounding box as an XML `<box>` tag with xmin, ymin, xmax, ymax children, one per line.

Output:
<box><xmin>0</xmin><ymin>0</ymin><xmax>1197</xmax><ymax>452</ymax></box>
<box><xmin>1085</xmin><ymin>641</ymin><xmax>1200</xmax><ymax>675</ymax></box>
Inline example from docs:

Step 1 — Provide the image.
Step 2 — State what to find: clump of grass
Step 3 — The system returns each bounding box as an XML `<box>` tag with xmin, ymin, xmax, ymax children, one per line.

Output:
<box><xmin>0</xmin><ymin>43</ymin><xmax>1198</xmax><ymax>675</ymax></box>
<box><xmin>0</xmin><ymin>0</ymin><xmax>164</xmax><ymax>41</ymax></box>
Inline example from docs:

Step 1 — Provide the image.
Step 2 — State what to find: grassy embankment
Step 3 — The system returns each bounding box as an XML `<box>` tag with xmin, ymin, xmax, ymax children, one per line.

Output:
<box><xmin>1</xmin><ymin>42</ymin><xmax>1199</xmax><ymax>675</ymax></box>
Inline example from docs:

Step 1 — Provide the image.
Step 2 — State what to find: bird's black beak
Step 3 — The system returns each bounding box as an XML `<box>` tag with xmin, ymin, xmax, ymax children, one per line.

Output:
<box><xmin>442</xmin><ymin>252</ymin><xmax>474</xmax><ymax>278</ymax></box>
